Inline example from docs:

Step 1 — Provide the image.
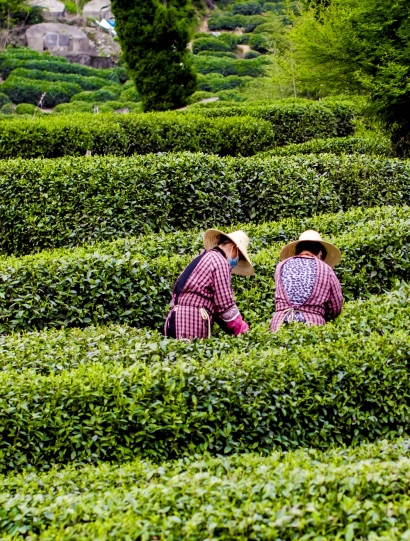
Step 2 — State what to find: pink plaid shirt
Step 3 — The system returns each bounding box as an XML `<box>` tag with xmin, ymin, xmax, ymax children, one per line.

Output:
<box><xmin>165</xmin><ymin>249</ymin><xmax>241</xmax><ymax>339</ymax></box>
<box><xmin>270</xmin><ymin>256</ymin><xmax>343</xmax><ymax>332</ymax></box>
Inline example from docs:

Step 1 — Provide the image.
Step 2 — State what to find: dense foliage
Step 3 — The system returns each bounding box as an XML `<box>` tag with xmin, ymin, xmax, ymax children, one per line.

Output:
<box><xmin>0</xmin><ymin>206</ymin><xmax>408</xmax><ymax>333</ymax></box>
<box><xmin>0</xmin><ymin>114</ymin><xmax>275</xmax><ymax>159</ymax></box>
<box><xmin>3</xmin><ymin>438</ymin><xmax>410</xmax><ymax>538</ymax></box>
<box><xmin>0</xmin><ymin>283</ymin><xmax>410</xmax><ymax>469</ymax></box>
<box><xmin>111</xmin><ymin>0</ymin><xmax>197</xmax><ymax>111</ymax></box>
<box><xmin>1</xmin><ymin>153</ymin><xmax>406</xmax><ymax>254</ymax></box>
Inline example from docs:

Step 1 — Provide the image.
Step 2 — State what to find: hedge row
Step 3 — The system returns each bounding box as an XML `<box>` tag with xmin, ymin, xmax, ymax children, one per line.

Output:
<box><xmin>0</xmin><ymin>206</ymin><xmax>409</xmax><ymax>333</ymax></box>
<box><xmin>0</xmin><ymin>57</ymin><xmax>127</xmax><ymax>83</ymax></box>
<box><xmin>197</xmin><ymin>73</ymin><xmax>249</xmax><ymax>92</ymax></box>
<box><xmin>1</xmin><ymin>288</ymin><xmax>410</xmax><ymax>470</ymax></box>
<box><xmin>261</xmin><ymin>135</ymin><xmax>393</xmax><ymax>156</ymax></box>
<box><xmin>53</xmin><ymin>100</ymin><xmax>141</xmax><ymax>114</ymax></box>
<box><xmin>8</xmin><ymin>67</ymin><xmax>112</xmax><ymax>91</ymax></box>
<box><xmin>3</xmin><ymin>440</ymin><xmax>410</xmax><ymax>539</ymax></box>
<box><xmin>0</xmin><ymin>153</ymin><xmax>408</xmax><ymax>255</ymax></box>
<box><xmin>193</xmin><ymin>55</ymin><xmax>269</xmax><ymax>77</ymax></box>
<box><xmin>188</xmin><ymin>100</ymin><xmax>356</xmax><ymax>141</ymax></box>
<box><xmin>0</xmin><ymin>281</ymin><xmax>408</xmax><ymax>376</ymax></box>
<box><xmin>208</xmin><ymin>13</ymin><xmax>266</xmax><ymax>32</ymax></box>
<box><xmin>0</xmin><ymin>77</ymin><xmax>82</xmax><ymax>107</ymax></box>
<box><xmin>0</xmin><ymin>115</ymin><xmax>274</xmax><ymax>161</ymax></box>
<box><xmin>0</xmin><ymin>101</ymin><xmax>354</xmax><ymax>159</ymax></box>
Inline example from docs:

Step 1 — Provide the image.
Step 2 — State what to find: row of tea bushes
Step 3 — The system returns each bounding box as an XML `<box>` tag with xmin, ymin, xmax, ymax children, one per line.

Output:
<box><xmin>0</xmin><ymin>153</ymin><xmax>409</xmax><ymax>255</ymax></box>
<box><xmin>0</xmin><ymin>100</ymin><xmax>354</xmax><ymax>158</ymax></box>
<box><xmin>1</xmin><ymin>283</ymin><xmax>409</xmax><ymax>376</ymax></box>
<box><xmin>261</xmin><ymin>135</ymin><xmax>393</xmax><ymax>157</ymax></box>
<box><xmin>2</xmin><ymin>438</ymin><xmax>410</xmax><ymax>539</ymax></box>
<box><xmin>188</xmin><ymin>100</ymin><xmax>355</xmax><ymax>141</ymax></box>
<box><xmin>1</xmin><ymin>293</ymin><xmax>410</xmax><ymax>469</ymax></box>
<box><xmin>0</xmin><ymin>55</ymin><xmax>127</xmax><ymax>83</ymax></box>
<box><xmin>0</xmin><ymin>76</ymin><xmax>82</xmax><ymax>108</ymax></box>
<box><xmin>0</xmin><ymin>207</ymin><xmax>409</xmax><ymax>333</ymax></box>
<box><xmin>7</xmin><ymin>67</ymin><xmax>111</xmax><ymax>91</ymax></box>
<box><xmin>0</xmin><ymin>114</ymin><xmax>274</xmax><ymax>160</ymax></box>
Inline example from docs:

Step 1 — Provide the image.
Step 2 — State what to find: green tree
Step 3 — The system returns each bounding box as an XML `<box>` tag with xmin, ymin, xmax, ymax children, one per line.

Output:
<box><xmin>111</xmin><ymin>0</ymin><xmax>197</xmax><ymax>111</ymax></box>
<box><xmin>292</xmin><ymin>0</ymin><xmax>410</xmax><ymax>155</ymax></box>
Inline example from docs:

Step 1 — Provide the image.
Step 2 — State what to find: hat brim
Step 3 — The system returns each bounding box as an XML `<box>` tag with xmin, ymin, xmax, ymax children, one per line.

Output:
<box><xmin>280</xmin><ymin>239</ymin><xmax>341</xmax><ymax>268</ymax></box>
<box><xmin>203</xmin><ymin>229</ymin><xmax>255</xmax><ymax>277</ymax></box>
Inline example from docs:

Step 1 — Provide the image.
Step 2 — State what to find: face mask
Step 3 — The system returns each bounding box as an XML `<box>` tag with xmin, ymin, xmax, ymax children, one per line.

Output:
<box><xmin>228</xmin><ymin>247</ymin><xmax>239</xmax><ymax>270</ymax></box>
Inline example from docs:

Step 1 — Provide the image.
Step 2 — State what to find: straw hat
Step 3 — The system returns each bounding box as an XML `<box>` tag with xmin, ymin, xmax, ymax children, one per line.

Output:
<box><xmin>280</xmin><ymin>229</ymin><xmax>341</xmax><ymax>268</ymax></box>
<box><xmin>203</xmin><ymin>229</ymin><xmax>254</xmax><ymax>276</ymax></box>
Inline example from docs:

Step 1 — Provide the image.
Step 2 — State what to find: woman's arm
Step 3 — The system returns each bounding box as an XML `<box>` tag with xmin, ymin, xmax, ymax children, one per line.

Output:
<box><xmin>324</xmin><ymin>271</ymin><xmax>343</xmax><ymax>321</ymax></box>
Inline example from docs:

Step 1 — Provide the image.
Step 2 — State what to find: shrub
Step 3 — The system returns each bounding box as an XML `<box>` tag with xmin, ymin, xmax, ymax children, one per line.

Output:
<box><xmin>197</xmin><ymin>73</ymin><xmax>247</xmax><ymax>92</ymax></box>
<box><xmin>0</xmin><ymin>113</ymin><xmax>275</xmax><ymax>159</ymax></box>
<box><xmin>193</xmin><ymin>55</ymin><xmax>268</xmax><ymax>76</ymax></box>
<box><xmin>0</xmin><ymin>202</ymin><xmax>408</xmax><ymax>332</ymax></box>
<box><xmin>1</xmin><ymin>282</ymin><xmax>410</xmax><ymax>469</ymax></box>
<box><xmin>9</xmin><ymin>67</ymin><xmax>111</xmax><ymax>91</ymax></box>
<box><xmin>0</xmin><ymin>92</ymin><xmax>10</xmax><ymax>107</ymax></box>
<box><xmin>192</xmin><ymin>37</ymin><xmax>231</xmax><ymax>54</ymax></box>
<box><xmin>119</xmin><ymin>87</ymin><xmax>139</xmax><ymax>102</ymax></box>
<box><xmin>246</xmin><ymin>32</ymin><xmax>270</xmax><ymax>52</ymax></box>
<box><xmin>0</xmin><ymin>153</ymin><xmax>407</xmax><ymax>256</ymax></box>
<box><xmin>0</xmin><ymin>102</ymin><xmax>12</xmax><ymax>115</ymax></box>
<box><xmin>3</xmin><ymin>438</ymin><xmax>410</xmax><ymax>537</ymax></box>
<box><xmin>188</xmin><ymin>101</ymin><xmax>355</xmax><ymax>142</ymax></box>
<box><xmin>186</xmin><ymin>90</ymin><xmax>215</xmax><ymax>104</ymax></box>
<box><xmin>0</xmin><ymin>58</ymin><xmax>122</xmax><ymax>83</ymax></box>
<box><xmin>232</xmin><ymin>1</ymin><xmax>263</xmax><ymax>15</ymax></box>
<box><xmin>15</xmin><ymin>103</ymin><xmax>35</xmax><ymax>115</ymax></box>
<box><xmin>244</xmin><ymin>50</ymin><xmax>261</xmax><ymax>59</ymax></box>
<box><xmin>0</xmin><ymin>77</ymin><xmax>81</xmax><ymax>107</ymax></box>
<box><xmin>208</xmin><ymin>13</ymin><xmax>265</xmax><ymax>32</ymax></box>
<box><xmin>53</xmin><ymin>101</ymin><xmax>94</xmax><ymax>114</ymax></box>
<box><xmin>262</xmin><ymin>135</ymin><xmax>393</xmax><ymax>156</ymax></box>
<box><xmin>71</xmin><ymin>87</ymin><xmax>121</xmax><ymax>103</ymax></box>
<box><xmin>98</xmin><ymin>101</ymin><xmax>141</xmax><ymax>113</ymax></box>
<box><xmin>217</xmin><ymin>89</ymin><xmax>246</xmax><ymax>101</ymax></box>
<box><xmin>196</xmin><ymin>51</ymin><xmax>238</xmax><ymax>59</ymax></box>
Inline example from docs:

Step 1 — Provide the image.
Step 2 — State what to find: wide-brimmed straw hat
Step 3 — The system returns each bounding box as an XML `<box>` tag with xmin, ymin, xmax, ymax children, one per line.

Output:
<box><xmin>280</xmin><ymin>229</ymin><xmax>341</xmax><ymax>268</ymax></box>
<box><xmin>203</xmin><ymin>229</ymin><xmax>254</xmax><ymax>276</ymax></box>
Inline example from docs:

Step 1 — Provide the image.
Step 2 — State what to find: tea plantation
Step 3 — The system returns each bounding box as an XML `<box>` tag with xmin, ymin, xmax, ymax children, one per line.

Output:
<box><xmin>1</xmin><ymin>95</ymin><xmax>410</xmax><ymax>540</ymax></box>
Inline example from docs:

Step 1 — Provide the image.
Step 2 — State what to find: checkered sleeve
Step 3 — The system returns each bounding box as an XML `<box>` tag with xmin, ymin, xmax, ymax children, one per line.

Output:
<box><xmin>324</xmin><ymin>269</ymin><xmax>343</xmax><ymax>321</ymax></box>
<box><xmin>212</xmin><ymin>256</ymin><xmax>237</xmax><ymax>315</ymax></box>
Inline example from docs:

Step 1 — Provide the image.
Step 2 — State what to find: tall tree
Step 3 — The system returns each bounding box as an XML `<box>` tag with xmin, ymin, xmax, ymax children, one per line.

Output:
<box><xmin>292</xmin><ymin>0</ymin><xmax>410</xmax><ymax>155</ymax></box>
<box><xmin>111</xmin><ymin>0</ymin><xmax>197</xmax><ymax>111</ymax></box>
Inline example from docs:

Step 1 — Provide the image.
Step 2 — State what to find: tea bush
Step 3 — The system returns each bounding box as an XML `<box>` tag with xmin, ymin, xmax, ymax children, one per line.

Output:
<box><xmin>261</xmin><ymin>135</ymin><xmax>393</xmax><ymax>156</ymax></box>
<box><xmin>192</xmin><ymin>37</ymin><xmax>233</xmax><ymax>54</ymax></box>
<box><xmin>0</xmin><ymin>206</ymin><xmax>409</xmax><ymax>332</ymax></box>
<box><xmin>8</xmin><ymin>68</ymin><xmax>110</xmax><ymax>91</ymax></box>
<box><xmin>232</xmin><ymin>2</ymin><xmax>263</xmax><ymax>15</ymax></box>
<box><xmin>208</xmin><ymin>13</ymin><xmax>265</xmax><ymax>32</ymax></box>
<box><xmin>193</xmin><ymin>55</ymin><xmax>268</xmax><ymax>77</ymax></box>
<box><xmin>1</xmin><ymin>153</ymin><xmax>407</xmax><ymax>255</ymax></box>
<box><xmin>1</xmin><ymin>290</ymin><xmax>410</xmax><ymax>469</ymax></box>
<box><xmin>197</xmin><ymin>73</ymin><xmax>248</xmax><ymax>92</ymax></box>
<box><xmin>0</xmin><ymin>77</ymin><xmax>81</xmax><ymax>107</ymax></box>
<box><xmin>2</xmin><ymin>439</ymin><xmax>410</xmax><ymax>538</ymax></box>
<box><xmin>0</xmin><ymin>114</ymin><xmax>274</xmax><ymax>159</ymax></box>
<box><xmin>0</xmin><ymin>92</ymin><xmax>10</xmax><ymax>107</ymax></box>
<box><xmin>70</xmin><ymin>87</ymin><xmax>121</xmax><ymax>103</ymax></box>
<box><xmin>0</xmin><ymin>100</ymin><xmax>354</xmax><ymax>158</ymax></box>
<box><xmin>0</xmin><ymin>57</ymin><xmax>126</xmax><ymax>83</ymax></box>
<box><xmin>188</xmin><ymin>100</ymin><xmax>355</xmax><ymax>141</ymax></box>
<box><xmin>196</xmin><ymin>50</ymin><xmax>238</xmax><ymax>58</ymax></box>
<box><xmin>15</xmin><ymin>103</ymin><xmax>35</xmax><ymax>115</ymax></box>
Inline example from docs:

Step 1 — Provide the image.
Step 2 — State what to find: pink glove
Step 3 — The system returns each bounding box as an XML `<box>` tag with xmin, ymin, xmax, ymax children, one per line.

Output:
<box><xmin>226</xmin><ymin>314</ymin><xmax>249</xmax><ymax>336</ymax></box>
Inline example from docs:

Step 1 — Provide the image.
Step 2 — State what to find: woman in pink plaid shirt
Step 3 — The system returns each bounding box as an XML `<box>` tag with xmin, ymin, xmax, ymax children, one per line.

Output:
<box><xmin>270</xmin><ymin>230</ymin><xmax>343</xmax><ymax>332</ymax></box>
<box><xmin>164</xmin><ymin>229</ymin><xmax>254</xmax><ymax>340</ymax></box>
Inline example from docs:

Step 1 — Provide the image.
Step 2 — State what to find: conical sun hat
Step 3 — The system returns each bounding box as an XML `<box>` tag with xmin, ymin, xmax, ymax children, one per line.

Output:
<box><xmin>203</xmin><ymin>229</ymin><xmax>254</xmax><ymax>276</ymax></box>
<box><xmin>279</xmin><ymin>229</ymin><xmax>341</xmax><ymax>268</ymax></box>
